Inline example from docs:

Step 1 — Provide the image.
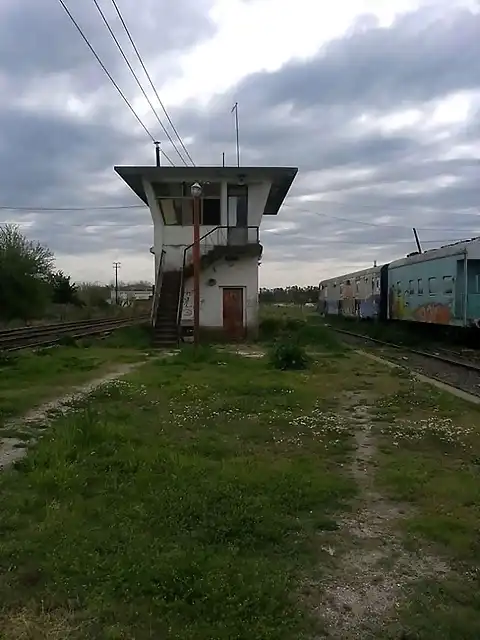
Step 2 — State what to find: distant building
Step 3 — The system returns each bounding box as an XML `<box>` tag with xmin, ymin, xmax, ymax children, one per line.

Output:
<box><xmin>109</xmin><ymin>289</ymin><xmax>153</xmax><ymax>305</ymax></box>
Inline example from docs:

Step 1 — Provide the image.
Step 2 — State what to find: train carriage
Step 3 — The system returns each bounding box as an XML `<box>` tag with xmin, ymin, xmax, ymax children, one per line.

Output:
<box><xmin>387</xmin><ymin>238</ymin><xmax>480</xmax><ymax>328</ymax></box>
<box><xmin>319</xmin><ymin>266</ymin><xmax>382</xmax><ymax>319</ymax></box>
<box><xmin>319</xmin><ymin>237</ymin><xmax>480</xmax><ymax>331</ymax></box>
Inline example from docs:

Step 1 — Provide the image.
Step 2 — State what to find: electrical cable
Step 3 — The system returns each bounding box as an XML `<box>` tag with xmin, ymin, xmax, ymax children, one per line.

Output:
<box><xmin>56</xmin><ymin>0</ymin><xmax>156</xmax><ymax>145</ymax></box>
<box><xmin>90</xmin><ymin>0</ymin><xmax>181</xmax><ymax>166</ymax></box>
<box><xmin>109</xmin><ymin>0</ymin><xmax>195</xmax><ymax>166</ymax></box>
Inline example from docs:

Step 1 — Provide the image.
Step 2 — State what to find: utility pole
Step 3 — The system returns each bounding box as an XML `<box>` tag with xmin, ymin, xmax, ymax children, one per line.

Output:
<box><xmin>222</xmin><ymin>152</ymin><xmax>225</xmax><ymax>167</ymax></box>
<box><xmin>113</xmin><ymin>262</ymin><xmax>121</xmax><ymax>304</ymax></box>
<box><xmin>190</xmin><ymin>183</ymin><xmax>202</xmax><ymax>348</ymax></box>
<box><xmin>231</xmin><ymin>102</ymin><xmax>240</xmax><ymax>167</ymax></box>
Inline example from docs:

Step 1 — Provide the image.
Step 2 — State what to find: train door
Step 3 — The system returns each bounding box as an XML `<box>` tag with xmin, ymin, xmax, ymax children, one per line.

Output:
<box><xmin>379</xmin><ymin>264</ymin><xmax>390</xmax><ymax>321</ymax></box>
<box><xmin>466</xmin><ymin>260</ymin><xmax>480</xmax><ymax>324</ymax></box>
<box><xmin>455</xmin><ymin>259</ymin><xmax>465</xmax><ymax>323</ymax></box>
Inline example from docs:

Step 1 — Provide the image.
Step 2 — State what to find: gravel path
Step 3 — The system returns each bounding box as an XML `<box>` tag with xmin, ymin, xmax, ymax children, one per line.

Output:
<box><xmin>0</xmin><ymin>362</ymin><xmax>143</xmax><ymax>472</ymax></box>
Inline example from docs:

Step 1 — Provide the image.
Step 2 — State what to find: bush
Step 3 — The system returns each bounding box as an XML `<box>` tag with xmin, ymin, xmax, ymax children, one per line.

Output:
<box><xmin>269</xmin><ymin>339</ymin><xmax>309</xmax><ymax>371</ymax></box>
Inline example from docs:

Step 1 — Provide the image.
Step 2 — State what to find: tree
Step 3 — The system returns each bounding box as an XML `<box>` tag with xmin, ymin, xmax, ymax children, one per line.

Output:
<box><xmin>50</xmin><ymin>270</ymin><xmax>82</xmax><ymax>306</ymax></box>
<box><xmin>0</xmin><ymin>224</ymin><xmax>55</xmax><ymax>321</ymax></box>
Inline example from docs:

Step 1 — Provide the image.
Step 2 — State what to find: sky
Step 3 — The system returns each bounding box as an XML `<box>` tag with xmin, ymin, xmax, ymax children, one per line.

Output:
<box><xmin>0</xmin><ymin>0</ymin><xmax>479</xmax><ymax>287</ymax></box>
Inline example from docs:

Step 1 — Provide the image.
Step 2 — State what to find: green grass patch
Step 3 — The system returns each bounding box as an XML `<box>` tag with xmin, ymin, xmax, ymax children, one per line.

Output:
<box><xmin>0</xmin><ymin>349</ymin><xmax>359</xmax><ymax>639</ymax></box>
<box><xmin>372</xmin><ymin>376</ymin><xmax>480</xmax><ymax>638</ymax></box>
<box><xmin>0</xmin><ymin>343</ymin><xmax>148</xmax><ymax>429</ymax></box>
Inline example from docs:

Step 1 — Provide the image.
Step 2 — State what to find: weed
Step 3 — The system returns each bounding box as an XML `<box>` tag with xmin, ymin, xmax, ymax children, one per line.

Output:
<box><xmin>269</xmin><ymin>339</ymin><xmax>309</xmax><ymax>370</ymax></box>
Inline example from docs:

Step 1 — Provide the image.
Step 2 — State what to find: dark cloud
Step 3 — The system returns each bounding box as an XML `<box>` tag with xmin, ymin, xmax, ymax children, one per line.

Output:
<box><xmin>0</xmin><ymin>1</ymin><xmax>479</xmax><ymax>284</ymax></box>
<box><xmin>0</xmin><ymin>0</ymin><xmax>215</xmax><ymax>86</ymax></box>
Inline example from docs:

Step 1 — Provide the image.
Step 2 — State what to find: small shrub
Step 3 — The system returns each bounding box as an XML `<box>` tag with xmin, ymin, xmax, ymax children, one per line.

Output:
<box><xmin>269</xmin><ymin>339</ymin><xmax>309</xmax><ymax>371</ymax></box>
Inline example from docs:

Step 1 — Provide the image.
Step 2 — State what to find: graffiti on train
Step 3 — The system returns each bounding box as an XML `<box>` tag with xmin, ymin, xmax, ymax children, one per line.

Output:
<box><xmin>412</xmin><ymin>302</ymin><xmax>452</xmax><ymax>324</ymax></box>
<box><xmin>389</xmin><ymin>287</ymin><xmax>452</xmax><ymax>324</ymax></box>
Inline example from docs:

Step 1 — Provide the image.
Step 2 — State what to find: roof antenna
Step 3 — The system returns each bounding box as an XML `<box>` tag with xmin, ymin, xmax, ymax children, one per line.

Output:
<box><xmin>412</xmin><ymin>228</ymin><xmax>422</xmax><ymax>253</ymax></box>
<box><xmin>154</xmin><ymin>141</ymin><xmax>161</xmax><ymax>167</ymax></box>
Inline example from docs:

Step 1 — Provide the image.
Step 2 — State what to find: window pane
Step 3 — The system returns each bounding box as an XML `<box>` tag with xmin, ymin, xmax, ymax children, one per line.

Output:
<box><xmin>428</xmin><ymin>277</ymin><xmax>437</xmax><ymax>294</ymax></box>
<box><xmin>418</xmin><ymin>278</ymin><xmax>423</xmax><ymax>294</ymax></box>
<box><xmin>159</xmin><ymin>198</ymin><xmax>183</xmax><ymax>225</ymax></box>
<box><xmin>202</xmin><ymin>182</ymin><xmax>221</xmax><ymax>197</ymax></box>
<box><xmin>182</xmin><ymin>199</ymin><xmax>193</xmax><ymax>225</ymax></box>
<box><xmin>443</xmin><ymin>276</ymin><xmax>453</xmax><ymax>294</ymax></box>
<box><xmin>202</xmin><ymin>199</ymin><xmax>221</xmax><ymax>225</ymax></box>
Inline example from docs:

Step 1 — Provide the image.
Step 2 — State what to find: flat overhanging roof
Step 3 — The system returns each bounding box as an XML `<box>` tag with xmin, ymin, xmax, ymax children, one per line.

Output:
<box><xmin>114</xmin><ymin>165</ymin><xmax>298</xmax><ymax>215</ymax></box>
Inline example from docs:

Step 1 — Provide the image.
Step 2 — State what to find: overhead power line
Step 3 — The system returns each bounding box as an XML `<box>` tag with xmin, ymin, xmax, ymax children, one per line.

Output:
<box><xmin>56</xmin><ymin>0</ymin><xmax>155</xmax><ymax>145</ymax></box>
<box><xmin>109</xmin><ymin>0</ymin><xmax>195</xmax><ymax>166</ymax></box>
<box><xmin>90</xmin><ymin>0</ymin><xmax>178</xmax><ymax>166</ymax></box>
<box><xmin>283</xmin><ymin>203</ymin><xmax>480</xmax><ymax>233</ymax></box>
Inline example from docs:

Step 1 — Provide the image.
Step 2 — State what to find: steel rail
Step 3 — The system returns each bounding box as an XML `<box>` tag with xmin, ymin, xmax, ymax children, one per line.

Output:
<box><xmin>0</xmin><ymin>315</ymin><xmax>149</xmax><ymax>352</ymax></box>
<box><xmin>331</xmin><ymin>327</ymin><xmax>480</xmax><ymax>373</ymax></box>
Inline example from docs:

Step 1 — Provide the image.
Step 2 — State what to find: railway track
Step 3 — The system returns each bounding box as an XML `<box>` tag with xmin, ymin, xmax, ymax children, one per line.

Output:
<box><xmin>331</xmin><ymin>327</ymin><xmax>480</xmax><ymax>398</ymax></box>
<box><xmin>0</xmin><ymin>315</ymin><xmax>149</xmax><ymax>352</ymax></box>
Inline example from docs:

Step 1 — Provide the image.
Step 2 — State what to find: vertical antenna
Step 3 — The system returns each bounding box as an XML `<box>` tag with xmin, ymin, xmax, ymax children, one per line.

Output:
<box><xmin>412</xmin><ymin>228</ymin><xmax>422</xmax><ymax>253</ymax></box>
<box><xmin>154</xmin><ymin>141</ymin><xmax>161</xmax><ymax>167</ymax></box>
<box><xmin>231</xmin><ymin>102</ymin><xmax>240</xmax><ymax>167</ymax></box>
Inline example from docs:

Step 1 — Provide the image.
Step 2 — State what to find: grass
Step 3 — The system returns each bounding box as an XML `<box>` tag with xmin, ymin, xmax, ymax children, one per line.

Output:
<box><xmin>0</xmin><ymin>345</ymin><xmax>360</xmax><ymax>639</ymax></box>
<box><xmin>372</xmin><ymin>372</ymin><xmax>480</xmax><ymax>639</ymax></box>
<box><xmin>3</xmin><ymin>309</ymin><xmax>480</xmax><ymax>638</ymax></box>
<box><xmin>0</xmin><ymin>325</ymin><xmax>152</xmax><ymax>429</ymax></box>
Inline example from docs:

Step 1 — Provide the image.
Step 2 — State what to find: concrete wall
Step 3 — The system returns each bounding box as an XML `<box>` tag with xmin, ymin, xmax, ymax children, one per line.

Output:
<box><xmin>181</xmin><ymin>255</ymin><xmax>259</xmax><ymax>331</ymax></box>
<box><xmin>144</xmin><ymin>178</ymin><xmax>272</xmax><ymax>276</ymax></box>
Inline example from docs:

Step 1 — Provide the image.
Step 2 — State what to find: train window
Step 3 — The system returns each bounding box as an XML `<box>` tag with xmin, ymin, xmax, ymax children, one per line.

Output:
<box><xmin>375</xmin><ymin>278</ymin><xmax>380</xmax><ymax>291</ymax></box>
<box><xmin>355</xmin><ymin>280</ymin><xmax>360</xmax><ymax>293</ymax></box>
<box><xmin>428</xmin><ymin>277</ymin><xmax>437</xmax><ymax>294</ymax></box>
<box><xmin>418</xmin><ymin>278</ymin><xmax>423</xmax><ymax>294</ymax></box>
<box><xmin>443</xmin><ymin>276</ymin><xmax>453</xmax><ymax>294</ymax></box>
<box><xmin>408</xmin><ymin>280</ymin><xmax>415</xmax><ymax>294</ymax></box>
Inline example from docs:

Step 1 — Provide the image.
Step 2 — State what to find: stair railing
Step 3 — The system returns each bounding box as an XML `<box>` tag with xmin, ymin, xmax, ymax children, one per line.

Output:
<box><xmin>176</xmin><ymin>226</ymin><xmax>222</xmax><ymax>336</ymax></box>
<box><xmin>176</xmin><ymin>225</ymin><xmax>260</xmax><ymax>335</ymax></box>
<box><xmin>151</xmin><ymin>249</ymin><xmax>166</xmax><ymax>327</ymax></box>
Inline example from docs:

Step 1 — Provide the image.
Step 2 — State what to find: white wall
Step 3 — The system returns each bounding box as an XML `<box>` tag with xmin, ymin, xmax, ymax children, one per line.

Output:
<box><xmin>144</xmin><ymin>177</ymin><xmax>272</xmax><ymax>275</ymax></box>
<box><xmin>162</xmin><ymin>225</ymin><xmax>218</xmax><ymax>269</ymax></box>
<box><xmin>181</xmin><ymin>255</ymin><xmax>259</xmax><ymax>330</ymax></box>
<box><xmin>143</xmin><ymin>179</ymin><xmax>164</xmax><ymax>276</ymax></box>
<box><xmin>248</xmin><ymin>182</ymin><xmax>271</xmax><ymax>226</ymax></box>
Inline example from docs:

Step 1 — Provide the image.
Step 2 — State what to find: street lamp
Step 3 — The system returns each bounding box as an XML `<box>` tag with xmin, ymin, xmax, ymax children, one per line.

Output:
<box><xmin>191</xmin><ymin>182</ymin><xmax>202</xmax><ymax>347</ymax></box>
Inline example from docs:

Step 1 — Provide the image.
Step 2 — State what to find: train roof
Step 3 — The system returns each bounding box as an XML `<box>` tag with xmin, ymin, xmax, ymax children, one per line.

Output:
<box><xmin>389</xmin><ymin>236</ymin><xmax>480</xmax><ymax>268</ymax></box>
<box><xmin>319</xmin><ymin>265</ymin><xmax>381</xmax><ymax>287</ymax></box>
<box><xmin>319</xmin><ymin>236</ymin><xmax>480</xmax><ymax>288</ymax></box>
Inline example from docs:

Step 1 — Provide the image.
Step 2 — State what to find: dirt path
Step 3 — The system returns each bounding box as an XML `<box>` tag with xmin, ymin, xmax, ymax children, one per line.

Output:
<box><xmin>0</xmin><ymin>362</ymin><xmax>142</xmax><ymax>472</ymax></box>
<box><xmin>317</xmin><ymin>391</ymin><xmax>449</xmax><ymax>638</ymax></box>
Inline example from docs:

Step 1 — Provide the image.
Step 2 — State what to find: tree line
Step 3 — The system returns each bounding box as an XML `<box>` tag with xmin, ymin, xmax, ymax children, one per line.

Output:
<box><xmin>0</xmin><ymin>224</ymin><xmax>152</xmax><ymax>323</ymax></box>
<box><xmin>259</xmin><ymin>286</ymin><xmax>318</xmax><ymax>305</ymax></box>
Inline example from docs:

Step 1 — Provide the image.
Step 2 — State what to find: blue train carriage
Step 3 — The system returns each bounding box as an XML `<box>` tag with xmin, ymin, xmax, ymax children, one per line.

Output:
<box><xmin>387</xmin><ymin>238</ymin><xmax>480</xmax><ymax>328</ymax></box>
<box><xmin>319</xmin><ymin>265</ymin><xmax>383</xmax><ymax>319</ymax></box>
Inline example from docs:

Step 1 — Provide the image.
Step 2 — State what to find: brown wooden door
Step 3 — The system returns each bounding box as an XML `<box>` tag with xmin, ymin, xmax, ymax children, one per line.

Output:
<box><xmin>222</xmin><ymin>288</ymin><xmax>244</xmax><ymax>340</ymax></box>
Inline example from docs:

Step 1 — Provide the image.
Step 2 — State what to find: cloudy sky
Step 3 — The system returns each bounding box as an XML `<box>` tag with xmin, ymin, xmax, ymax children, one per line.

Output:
<box><xmin>0</xmin><ymin>0</ymin><xmax>479</xmax><ymax>287</ymax></box>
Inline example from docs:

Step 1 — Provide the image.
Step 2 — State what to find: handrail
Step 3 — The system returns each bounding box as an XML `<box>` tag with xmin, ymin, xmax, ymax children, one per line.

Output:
<box><xmin>177</xmin><ymin>226</ymin><xmax>223</xmax><ymax>335</ymax></box>
<box><xmin>151</xmin><ymin>249</ymin><xmax>166</xmax><ymax>327</ymax></box>
<box><xmin>176</xmin><ymin>225</ymin><xmax>260</xmax><ymax>338</ymax></box>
